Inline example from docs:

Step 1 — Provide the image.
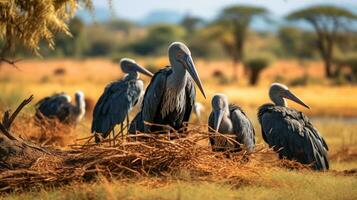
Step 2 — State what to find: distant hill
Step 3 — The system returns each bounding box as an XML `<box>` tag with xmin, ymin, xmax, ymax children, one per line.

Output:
<box><xmin>138</xmin><ymin>10</ymin><xmax>184</xmax><ymax>25</ymax></box>
<box><xmin>76</xmin><ymin>8</ymin><xmax>184</xmax><ymax>25</ymax></box>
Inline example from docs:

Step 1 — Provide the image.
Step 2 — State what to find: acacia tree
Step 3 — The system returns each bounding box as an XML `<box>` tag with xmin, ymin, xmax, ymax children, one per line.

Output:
<box><xmin>214</xmin><ymin>5</ymin><xmax>268</xmax><ymax>80</ymax></box>
<box><xmin>181</xmin><ymin>15</ymin><xmax>204</xmax><ymax>33</ymax></box>
<box><xmin>287</xmin><ymin>6</ymin><xmax>357</xmax><ymax>78</ymax></box>
<box><xmin>0</xmin><ymin>0</ymin><xmax>94</xmax><ymax>67</ymax></box>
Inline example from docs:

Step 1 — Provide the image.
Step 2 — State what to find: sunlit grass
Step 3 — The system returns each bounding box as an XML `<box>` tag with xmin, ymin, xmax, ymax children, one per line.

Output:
<box><xmin>3</xmin><ymin>170</ymin><xmax>357</xmax><ymax>200</ymax></box>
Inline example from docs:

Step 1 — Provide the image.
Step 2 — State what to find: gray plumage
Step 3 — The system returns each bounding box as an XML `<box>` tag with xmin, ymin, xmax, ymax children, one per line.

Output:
<box><xmin>91</xmin><ymin>58</ymin><xmax>153</xmax><ymax>142</ymax></box>
<box><xmin>36</xmin><ymin>91</ymin><xmax>85</xmax><ymax>125</ymax></box>
<box><xmin>208</xmin><ymin>94</ymin><xmax>255</xmax><ymax>152</ymax></box>
<box><xmin>129</xmin><ymin>42</ymin><xmax>206</xmax><ymax>133</ymax></box>
<box><xmin>258</xmin><ymin>83</ymin><xmax>329</xmax><ymax>170</ymax></box>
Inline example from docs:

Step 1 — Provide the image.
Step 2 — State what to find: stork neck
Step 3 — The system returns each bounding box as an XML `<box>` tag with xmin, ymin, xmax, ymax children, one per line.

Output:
<box><xmin>167</xmin><ymin>60</ymin><xmax>187</xmax><ymax>90</ymax></box>
<box><xmin>126</xmin><ymin>72</ymin><xmax>139</xmax><ymax>80</ymax></box>
<box><xmin>270</xmin><ymin>92</ymin><xmax>287</xmax><ymax>107</ymax></box>
<box><xmin>224</xmin><ymin>107</ymin><xmax>230</xmax><ymax>117</ymax></box>
<box><xmin>75</xmin><ymin>98</ymin><xmax>86</xmax><ymax>120</ymax></box>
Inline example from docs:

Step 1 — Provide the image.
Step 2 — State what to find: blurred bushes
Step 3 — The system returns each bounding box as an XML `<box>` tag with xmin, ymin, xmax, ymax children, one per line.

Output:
<box><xmin>277</xmin><ymin>26</ymin><xmax>318</xmax><ymax>59</ymax></box>
<box><xmin>129</xmin><ymin>24</ymin><xmax>186</xmax><ymax>56</ymax></box>
<box><xmin>244</xmin><ymin>54</ymin><xmax>273</xmax><ymax>85</ymax></box>
<box><xmin>334</xmin><ymin>54</ymin><xmax>357</xmax><ymax>83</ymax></box>
<box><xmin>289</xmin><ymin>75</ymin><xmax>323</xmax><ymax>86</ymax></box>
<box><xmin>9</xmin><ymin>12</ymin><xmax>357</xmax><ymax>86</ymax></box>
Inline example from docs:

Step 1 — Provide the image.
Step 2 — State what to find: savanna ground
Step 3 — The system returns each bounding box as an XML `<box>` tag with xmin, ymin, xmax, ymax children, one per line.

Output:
<box><xmin>0</xmin><ymin>59</ymin><xmax>357</xmax><ymax>200</ymax></box>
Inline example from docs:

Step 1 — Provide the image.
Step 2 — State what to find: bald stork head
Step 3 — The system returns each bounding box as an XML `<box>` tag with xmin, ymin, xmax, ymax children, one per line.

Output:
<box><xmin>168</xmin><ymin>42</ymin><xmax>206</xmax><ymax>98</ymax></box>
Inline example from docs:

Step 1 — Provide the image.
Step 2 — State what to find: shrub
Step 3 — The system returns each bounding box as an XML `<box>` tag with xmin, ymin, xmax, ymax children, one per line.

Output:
<box><xmin>244</xmin><ymin>55</ymin><xmax>272</xmax><ymax>85</ymax></box>
<box><xmin>334</xmin><ymin>54</ymin><xmax>357</xmax><ymax>83</ymax></box>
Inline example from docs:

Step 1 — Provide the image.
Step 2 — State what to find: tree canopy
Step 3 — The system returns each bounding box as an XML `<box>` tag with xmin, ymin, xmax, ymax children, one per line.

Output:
<box><xmin>213</xmin><ymin>5</ymin><xmax>268</xmax><ymax>80</ymax></box>
<box><xmin>130</xmin><ymin>24</ymin><xmax>186</xmax><ymax>56</ymax></box>
<box><xmin>287</xmin><ymin>5</ymin><xmax>357</xmax><ymax>77</ymax></box>
<box><xmin>287</xmin><ymin>6</ymin><xmax>356</xmax><ymax>21</ymax></box>
<box><xmin>220</xmin><ymin>6</ymin><xmax>267</xmax><ymax>21</ymax></box>
<box><xmin>0</xmin><ymin>0</ymin><xmax>93</xmax><ymax>59</ymax></box>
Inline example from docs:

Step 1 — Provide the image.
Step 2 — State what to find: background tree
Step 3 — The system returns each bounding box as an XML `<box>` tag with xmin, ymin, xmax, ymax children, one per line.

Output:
<box><xmin>214</xmin><ymin>5</ymin><xmax>268</xmax><ymax>80</ymax></box>
<box><xmin>244</xmin><ymin>54</ymin><xmax>272</xmax><ymax>85</ymax></box>
<box><xmin>278</xmin><ymin>26</ymin><xmax>317</xmax><ymax>59</ymax></box>
<box><xmin>0</xmin><ymin>0</ymin><xmax>94</xmax><ymax>67</ymax></box>
<box><xmin>106</xmin><ymin>19</ymin><xmax>135</xmax><ymax>36</ymax></box>
<box><xmin>181</xmin><ymin>15</ymin><xmax>204</xmax><ymax>33</ymax></box>
<box><xmin>287</xmin><ymin>5</ymin><xmax>357</xmax><ymax>78</ymax></box>
<box><xmin>54</xmin><ymin>17</ymin><xmax>88</xmax><ymax>58</ymax></box>
<box><xmin>130</xmin><ymin>24</ymin><xmax>186</xmax><ymax>56</ymax></box>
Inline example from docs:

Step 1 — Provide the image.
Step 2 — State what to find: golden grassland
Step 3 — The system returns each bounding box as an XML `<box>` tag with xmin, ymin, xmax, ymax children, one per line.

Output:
<box><xmin>1</xmin><ymin>58</ymin><xmax>357</xmax><ymax>117</ymax></box>
<box><xmin>0</xmin><ymin>59</ymin><xmax>357</xmax><ymax>199</ymax></box>
<box><xmin>2</xmin><ymin>171</ymin><xmax>357</xmax><ymax>200</ymax></box>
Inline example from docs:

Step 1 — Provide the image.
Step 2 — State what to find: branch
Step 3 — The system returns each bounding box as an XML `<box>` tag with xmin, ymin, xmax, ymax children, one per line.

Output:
<box><xmin>0</xmin><ymin>58</ymin><xmax>22</xmax><ymax>70</ymax></box>
<box><xmin>0</xmin><ymin>123</ymin><xmax>17</xmax><ymax>140</ymax></box>
<box><xmin>2</xmin><ymin>95</ymin><xmax>33</xmax><ymax>130</ymax></box>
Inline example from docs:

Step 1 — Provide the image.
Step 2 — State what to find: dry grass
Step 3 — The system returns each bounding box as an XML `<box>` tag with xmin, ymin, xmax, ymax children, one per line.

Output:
<box><xmin>10</xmin><ymin>114</ymin><xmax>76</xmax><ymax>147</ymax></box>
<box><xmin>0</xmin><ymin>125</ymin><xmax>310</xmax><ymax>193</ymax></box>
<box><xmin>2</xmin><ymin>171</ymin><xmax>356</xmax><ymax>200</ymax></box>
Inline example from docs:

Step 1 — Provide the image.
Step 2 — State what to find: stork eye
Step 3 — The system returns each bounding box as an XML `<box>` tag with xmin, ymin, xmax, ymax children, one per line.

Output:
<box><xmin>176</xmin><ymin>51</ymin><xmax>184</xmax><ymax>58</ymax></box>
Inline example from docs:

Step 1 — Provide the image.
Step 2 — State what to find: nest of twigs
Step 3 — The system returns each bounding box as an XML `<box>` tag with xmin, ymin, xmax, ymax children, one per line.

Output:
<box><xmin>0</xmin><ymin>124</ymin><xmax>310</xmax><ymax>193</ymax></box>
<box><xmin>11</xmin><ymin>113</ymin><xmax>76</xmax><ymax>147</ymax></box>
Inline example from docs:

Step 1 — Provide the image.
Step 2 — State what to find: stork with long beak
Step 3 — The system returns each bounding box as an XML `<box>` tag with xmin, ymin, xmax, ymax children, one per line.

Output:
<box><xmin>91</xmin><ymin>58</ymin><xmax>153</xmax><ymax>143</ymax></box>
<box><xmin>129</xmin><ymin>42</ymin><xmax>206</xmax><ymax>134</ymax></box>
<box><xmin>209</xmin><ymin>94</ymin><xmax>255</xmax><ymax>152</ymax></box>
<box><xmin>258</xmin><ymin>83</ymin><xmax>329</xmax><ymax>170</ymax></box>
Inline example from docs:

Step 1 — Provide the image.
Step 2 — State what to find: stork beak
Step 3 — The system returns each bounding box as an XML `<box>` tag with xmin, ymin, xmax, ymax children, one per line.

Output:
<box><xmin>283</xmin><ymin>90</ymin><xmax>310</xmax><ymax>109</ymax></box>
<box><xmin>135</xmin><ymin>64</ymin><xmax>154</xmax><ymax>77</ymax></box>
<box><xmin>213</xmin><ymin>110</ymin><xmax>224</xmax><ymax>132</ymax></box>
<box><xmin>184</xmin><ymin>55</ymin><xmax>206</xmax><ymax>99</ymax></box>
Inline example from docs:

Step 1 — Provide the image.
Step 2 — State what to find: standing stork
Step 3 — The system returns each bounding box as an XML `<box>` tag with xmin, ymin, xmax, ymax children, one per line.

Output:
<box><xmin>258</xmin><ymin>83</ymin><xmax>329</xmax><ymax>170</ymax></box>
<box><xmin>208</xmin><ymin>94</ymin><xmax>255</xmax><ymax>152</ymax></box>
<box><xmin>91</xmin><ymin>58</ymin><xmax>153</xmax><ymax>143</ymax></box>
<box><xmin>129</xmin><ymin>42</ymin><xmax>206</xmax><ymax>134</ymax></box>
<box><xmin>35</xmin><ymin>91</ymin><xmax>86</xmax><ymax>125</ymax></box>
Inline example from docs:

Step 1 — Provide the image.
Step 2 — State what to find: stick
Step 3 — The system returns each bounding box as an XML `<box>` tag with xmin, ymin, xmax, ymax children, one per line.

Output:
<box><xmin>0</xmin><ymin>58</ymin><xmax>22</xmax><ymax>70</ymax></box>
<box><xmin>2</xmin><ymin>95</ymin><xmax>33</xmax><ymax>130</ymax></box>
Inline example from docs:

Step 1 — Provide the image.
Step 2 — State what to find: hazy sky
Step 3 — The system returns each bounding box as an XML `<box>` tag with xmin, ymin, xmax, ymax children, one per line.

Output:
<box><xmin>92</xmin><ymin>0</ymin><xmax>357</xmax><ymax>20</ymax></box>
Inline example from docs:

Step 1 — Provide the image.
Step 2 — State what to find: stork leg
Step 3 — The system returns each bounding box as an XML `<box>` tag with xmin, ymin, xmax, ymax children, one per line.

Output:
<box><xmin>120</xmin><ymin>122</ymin><xmax>124</xmax><ymax>140</ymax></box>
<box><xmin>126</xmin><ymin>114</ymin><xmax>130</xmax><ymax>135</ymax></box>
<box><xmin>112</xmin><ymin>129</ymin><xmax>115</xmax><ymax>146</ymax></box>
<box><xmin>108</xmin><ymin>130</ymin><xmax>112</xmax><ymax>146</ymax></box>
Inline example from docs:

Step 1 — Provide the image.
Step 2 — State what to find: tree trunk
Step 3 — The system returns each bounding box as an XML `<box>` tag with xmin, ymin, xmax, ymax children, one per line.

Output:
<box><xmin>313</xmin><ymin>25</ymin><xmax>335</xmax><ymax>79</ymax></box>
<box><xmin>324</xmin><ymin>57</ymin><xmax>333</xmax><ymax>78</ymax></box>
<box><xmin>249</xmin><ymin>69</ymin><xmax>260</xmax><ymax>85</ymax></box>
<box><xmin>232</xmin><ymin>60</ymin><xmax>238</xmax><ymax>81</ymax></box>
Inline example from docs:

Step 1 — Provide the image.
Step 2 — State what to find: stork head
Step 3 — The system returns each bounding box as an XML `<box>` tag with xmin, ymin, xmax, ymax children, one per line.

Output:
<box><xmin>211</xmin><ymin>93</ymin><xmax>229</xmax><ymax>132</ymax></box>
<box><xmin>269</xmin><ymin>83</ymin><xmax>309</xmax><ymax>109</ymax></box>
<box><xmin>120</xmin><ymin>58</ymin><xmax>153</xmax><ymax>77</ymax></box>
<box><xmin>168</xmin><ymin>42</ymin><xmax>206</xmax><ymax>98</ymax></box>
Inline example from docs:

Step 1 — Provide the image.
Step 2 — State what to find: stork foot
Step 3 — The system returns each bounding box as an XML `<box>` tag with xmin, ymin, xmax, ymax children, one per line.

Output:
<box><xmin>94</xmin><ymin>133</ymin><xmax>103</xmax><ymax>144</ymax></box>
